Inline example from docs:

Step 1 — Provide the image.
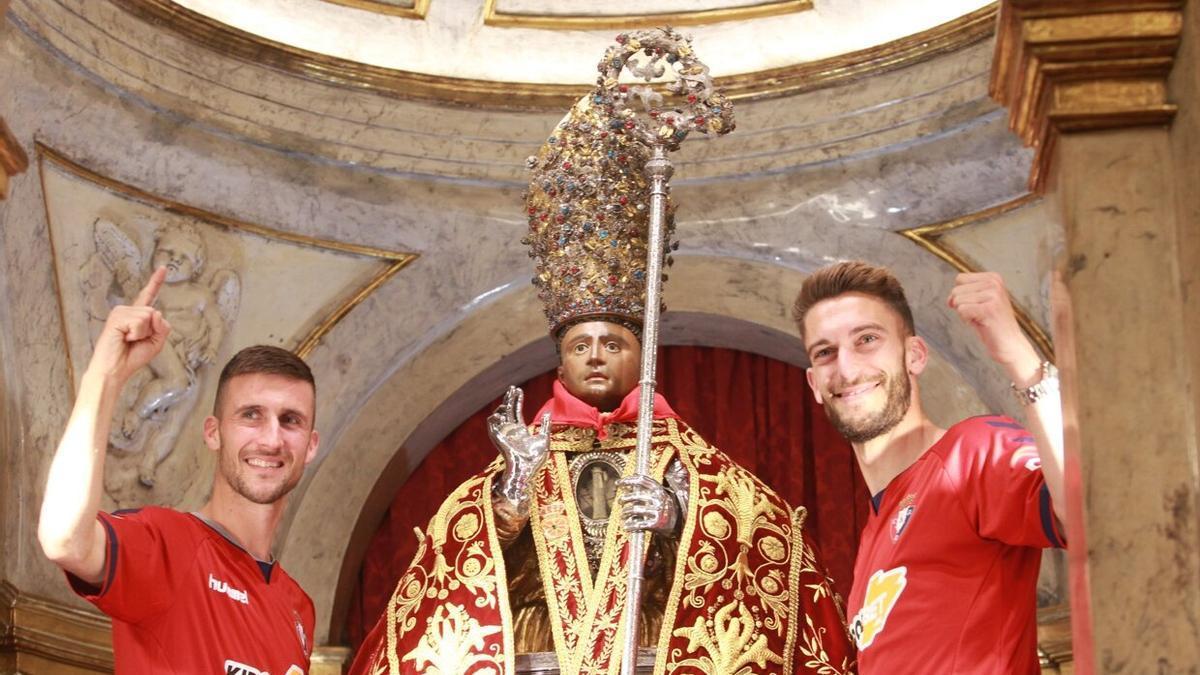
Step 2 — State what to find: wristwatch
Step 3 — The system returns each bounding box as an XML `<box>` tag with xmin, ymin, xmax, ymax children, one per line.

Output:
<box><xmin>1011</xmin><ymin>361</ymin><xmax>1059</xmax><ymax>405</ymax></box>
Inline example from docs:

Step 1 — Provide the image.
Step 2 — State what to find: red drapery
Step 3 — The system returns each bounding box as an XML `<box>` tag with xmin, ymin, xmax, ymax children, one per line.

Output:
<box><xmin>344</xmin><ymin>345</ymin><xmax>869</xmax><ymax>649</ymax></box>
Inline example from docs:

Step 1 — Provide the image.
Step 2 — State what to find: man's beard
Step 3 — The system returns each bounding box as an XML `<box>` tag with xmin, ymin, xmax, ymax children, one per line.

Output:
<box><xmin>825</xmin><ymin>367</ymin><xmax>912</xmax><ymax>444</ymax></box>
<box><xmin>219</xmin><ymin>451</ymin><xmax>300</xmax><ymax>505</ymax></box>
<box><xmin>230</xmin><ymin>471</ymin><xmax>297</xmax><ymax>505</ymax></box>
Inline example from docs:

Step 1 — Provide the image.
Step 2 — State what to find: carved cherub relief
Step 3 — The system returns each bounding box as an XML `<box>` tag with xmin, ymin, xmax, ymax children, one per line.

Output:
<box><xmin>84</xmin><ymin>217</ymin><xmax>240</xmax><ymax>487</ymax></box>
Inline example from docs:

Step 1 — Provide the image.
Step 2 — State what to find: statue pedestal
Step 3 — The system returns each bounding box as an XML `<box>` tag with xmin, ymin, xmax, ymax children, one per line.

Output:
<box><xmin>515</xmin><ymin>649</ymin><xmax>657</xmax><ymax>674</ymax></box>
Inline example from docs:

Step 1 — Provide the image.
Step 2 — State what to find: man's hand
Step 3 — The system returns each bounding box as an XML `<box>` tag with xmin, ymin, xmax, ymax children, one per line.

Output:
<box><xmin>617</xmin><ymin>474</ymin><xmax>679</xmax><ymax>535</ymax></box>
<box><xmin>39</xmin><ymin>267</ymin><xmax>172</xmax><ymax>585</ymax></box>
<box><xmin>88</xmin><ymin>267</ymin><xmax>171</xmax><ymax>385</ymax></box>
<box><xmin>488</xmin><ymin>386</ymin><xmax>551</xmax><ymax>517</ymax></box>
<box><xmin>949</xmin><ymin>270</ymin><xmax>1068</xmax><ymax>530</ymax></box>
<box><xmin>947</xmin><ymin>272</ymin><xmax>1041</xmax><ymax>386</ymax></box>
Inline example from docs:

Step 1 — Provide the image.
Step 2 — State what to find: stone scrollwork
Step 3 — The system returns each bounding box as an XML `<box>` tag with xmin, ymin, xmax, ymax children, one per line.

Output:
<box><xmin>83</xmin><ymin>216</ymin><xmax>241</xmax><ymax>488</ymax></box>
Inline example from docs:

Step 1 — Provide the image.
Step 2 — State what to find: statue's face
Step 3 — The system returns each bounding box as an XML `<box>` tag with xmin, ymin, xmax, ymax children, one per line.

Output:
<box><xmin>557</xmin><ymin>321</ymin><xmax>641</xmax><ymax>412</ymax></box>
<box><xmin>153</xmin><ymin>229</ymin><xmax>204</xmax><ymax>283</ymax></box>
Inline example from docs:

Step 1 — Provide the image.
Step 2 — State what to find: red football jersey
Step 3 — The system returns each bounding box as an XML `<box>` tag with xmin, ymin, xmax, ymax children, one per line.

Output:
<box><xmin>847</xmin><ymin>416</ymin><xmax>1065</xmax><ymax>674</ymax></box>
<box><xmin>69</xmin><ymin>506</ymin><xmax>314</xmax><ymax>675</ymax></box>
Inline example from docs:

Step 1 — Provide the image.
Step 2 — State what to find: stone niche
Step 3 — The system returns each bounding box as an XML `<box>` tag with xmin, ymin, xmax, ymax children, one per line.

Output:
<box><xmin>0</xmin><ymin>0</ymin><xmax>1080</xmax><ymax>672</ymax></box>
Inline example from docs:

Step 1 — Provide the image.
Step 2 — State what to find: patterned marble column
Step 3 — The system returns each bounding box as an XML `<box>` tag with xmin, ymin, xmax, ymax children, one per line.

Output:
<box><xmin>992</xmin><ymin>2</ymin><xmax>1196</xmax><ymax>673</ymax></box>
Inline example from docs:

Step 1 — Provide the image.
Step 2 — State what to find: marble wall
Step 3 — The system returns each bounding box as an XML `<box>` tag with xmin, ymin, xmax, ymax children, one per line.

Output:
<box><xmin>0</xmin><ymin>0</ymin><xmax>1061</xmax><ymax>661</ymax></box>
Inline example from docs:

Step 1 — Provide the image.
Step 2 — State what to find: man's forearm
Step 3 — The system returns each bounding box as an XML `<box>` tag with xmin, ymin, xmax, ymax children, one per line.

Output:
<box><xmin>38</xmin><ymin>369</ymin><xmax>122</xmax><ymax>580</ymax></box>
<box><xmin>1006</xmin><ymin>357</ymin><xmax>1067</xmax><ymax>533</ymax></box>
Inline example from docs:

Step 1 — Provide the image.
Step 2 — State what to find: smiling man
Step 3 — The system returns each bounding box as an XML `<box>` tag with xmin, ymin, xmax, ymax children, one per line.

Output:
<box><xmin>38</xmin><ymin>267</ymin><xmax>317</xmax><ymax>674</ymax></box>
<box><xmin>794</xmin><ymin>261</ymin><xmax>1066</xmax><ymax>674</ymax></box>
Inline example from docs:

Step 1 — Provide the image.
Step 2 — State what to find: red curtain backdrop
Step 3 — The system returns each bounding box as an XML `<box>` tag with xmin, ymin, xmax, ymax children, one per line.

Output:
<box><xmin>344</xmin><ymin>345</ymin><xmax>869</xmax><ymax>649</ymax></box>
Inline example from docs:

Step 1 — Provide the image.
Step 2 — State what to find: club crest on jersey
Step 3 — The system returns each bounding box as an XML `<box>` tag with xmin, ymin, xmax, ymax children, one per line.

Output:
<box><xmin>890</xmin><ymin>493</ymin><xmax>917</xmax><ymax>541</ymax></box>
<box><xmin>293</xmin><ymin>608</ymin><xmax>309</xmax><ymax>656</ymax></box>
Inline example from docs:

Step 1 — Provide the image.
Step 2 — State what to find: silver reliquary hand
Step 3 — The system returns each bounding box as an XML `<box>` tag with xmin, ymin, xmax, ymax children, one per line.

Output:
<box><xmin>616</xmin><ymin>470</ymin><xmax>681</xmax><ymax>535</ymax></box>
<box><xmin>488</xmin><ymin>386</ymin><xmax>551</xmax><ymax>518</ymax></box>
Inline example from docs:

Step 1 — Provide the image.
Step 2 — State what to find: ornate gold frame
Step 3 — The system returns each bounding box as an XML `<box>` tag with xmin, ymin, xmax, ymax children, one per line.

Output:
<box><xmin>482</xmin><ymin>0</ymin><xmax>810</xmax><ymax>30</ymax></box>
<box><xmin>990</xmin><ymin>2</ymin><xmax>1183</xmax><ymax>191</ymax></box>
<box><xmin>35</xmin><ymin>143</ymin><xmax>418</xmax><ymax>385</ymax></box>
<box><xmin>320</xmin><ymin>0</ymin><xmax>428</xmax><ymax>19</ymax></box>
<box><xmin>0</xmin><ymin>579</ymin><xmax>353</xmax><ymax>672</ymax></box>
<box><xmin>108</xmin><ymin>0</ymin><xmax>995</xmax><ymax>109</ymax></box>
<box><xmin>0</xmin><ymin>580</ymin><xmax>113</xmax><ymax>671</ymax></box>
<box><xmin>899</xmin><ymin>194</ymin><xmax>1055</xmax><ymax>360</ymax></box>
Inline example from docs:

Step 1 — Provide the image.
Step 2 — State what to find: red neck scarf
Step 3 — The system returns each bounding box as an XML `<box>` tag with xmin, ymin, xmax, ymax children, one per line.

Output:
<box><xmin>533</xmin><ymin>380</ymin><xmax>679</xmax><ymax>441</ymax></box>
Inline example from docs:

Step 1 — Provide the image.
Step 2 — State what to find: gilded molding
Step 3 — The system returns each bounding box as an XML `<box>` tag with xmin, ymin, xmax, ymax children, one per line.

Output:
<box><xmin>320</xmin><ymin>0</ymin><xmax>428</xmax><ymax>19</ymax></box>
<box><xmin>0</xmin><ymin>580</ymin><xmax>354</xmax><ymax>672</ymax></box>
<box><xmin>35</xmin><ymin>143</ymin><xmax>418</xmax><ymax>371</ymax></box>
<box><xmin>482</xmin><ymin>0</ymin><xmax>811</xmax><ymax>30</ymax></box>
<box><xmin>0</xmin><ymin>580</ymin><xmax>114</xmax><ymax>671</ymax></box>
<box><xmin>990</xmin><ymin>1</ymin><xmax>1184</xmax><ymax>191</ymax></box>
<box><xmin>0</xmin><ymin>116</ymin><xmax>30</xmax><ymax>200</ymax></box>
<box><xmin>899</xmin><ymin>194</ymin><xmax>1055</xmax><ymax>361</ymax></box>
<box><xmin>108</xmin><ymin>0</ymin><xmax>994</xmax><ymax>110</ymax></box>
<box><xmin>1036</xmin><ymin>603</ymin><xmax>1073</xmax><ymax>669</ymax></box>
<box><xmin>310</xmin><ymin>645</ymin><xmax>352</xmax><ymax>674</ymax></box>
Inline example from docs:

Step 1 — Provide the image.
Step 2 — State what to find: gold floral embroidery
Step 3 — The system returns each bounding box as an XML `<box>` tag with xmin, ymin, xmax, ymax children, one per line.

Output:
<box><xmin>378</xmin><ymin>472</ymin><xmax>508</xmax><ymax>673</ymax></box>
<box><xmin>656</xmin><ymin>422</ymin><xmax>852</xmax><ymax>675</ymax></box>
<box><xmin>371</xmin><ymin>418</ymin><xmax>851</xmax><ymax>675</ymax></box>
<box><xmin>788</xmin><ymin>508</ymin><xmax>855</xmax><ymax>675</ymax></box>
<box><xmin>532</xmin><ymin>421</ymin><xmax>674</xmax><ymax>675</ymax></box>
<box><xmin>402</xmin><ymin>603</ymin><xmax>503</xmax><ymax>674</ymax></box>
<box><xmin>671</xmin><ymin>601</ymin><xmax>784</xmax><ymax>674</ymax></box>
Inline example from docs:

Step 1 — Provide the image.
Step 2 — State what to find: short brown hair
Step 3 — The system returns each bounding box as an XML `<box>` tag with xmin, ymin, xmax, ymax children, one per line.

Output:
<box><xmin>792</xmin><ymin>261</ymin><xmax>915</xmax><ymax>343</ymax></box>
<box><xmin>213</xmin><ymin>345</ymin><xmax>315</xmax><ymax>415</ymax></box>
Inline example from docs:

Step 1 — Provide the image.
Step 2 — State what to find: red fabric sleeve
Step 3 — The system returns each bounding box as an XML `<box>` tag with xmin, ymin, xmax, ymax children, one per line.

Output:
<box><xmin>67</xmin><ymin>508</ymin><xmax>186</xmax><ymax>624</ymax></box>
<box><xmin>946</xmin><ymin>417</ymin><xmax>1065</xmax><ymax>549</ymax></box>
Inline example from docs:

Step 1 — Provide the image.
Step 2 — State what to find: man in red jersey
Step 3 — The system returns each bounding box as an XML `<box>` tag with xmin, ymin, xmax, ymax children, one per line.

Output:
<box><xmin>39</xmin><ymin>267</ymin><xmax>318</xmax><ymax>674</ymax></box>
<box><xmin>794</xmin><ymin>261</ymin><xmax>1066</xmax><ymax>674</ymax></box>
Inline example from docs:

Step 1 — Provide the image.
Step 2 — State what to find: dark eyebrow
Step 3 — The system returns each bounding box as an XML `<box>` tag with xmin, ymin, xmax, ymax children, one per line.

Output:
<box><xmin>280</xmin><ymin>408</ymin><xmax>309</xmax><ymax>423</ymax></box>
<box><xmin>568</xmin><ymin>332</ymin><xmax>629</xmax><ymax>346</ymax></box>
<box><xmin>806</xmin><ymin>338</ymin><xmax>831</xmax><ymax>354</ymax></box>
<box><xmin>851</xmin><ymin>322</ymin><xmax>887</xmax><ymax>335</ymax></box>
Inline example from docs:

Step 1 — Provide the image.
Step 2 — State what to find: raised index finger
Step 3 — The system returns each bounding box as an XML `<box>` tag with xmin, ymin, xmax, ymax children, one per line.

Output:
<box><xmin>134</xmin><ymin>267</ymin><xmax>168</xmax><ymax>307</ymax></box>
<box><xmin>514</xmin><ymin>388</ymin><xmax>525</xmax><ymax>425</ymax></box>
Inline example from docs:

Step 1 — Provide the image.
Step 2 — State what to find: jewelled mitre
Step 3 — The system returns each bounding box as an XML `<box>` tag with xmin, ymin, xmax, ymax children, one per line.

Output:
<box><xmin>522</xmin><ymin>28</ymin><xmax>735</xmax><ymax>338</ymax></box>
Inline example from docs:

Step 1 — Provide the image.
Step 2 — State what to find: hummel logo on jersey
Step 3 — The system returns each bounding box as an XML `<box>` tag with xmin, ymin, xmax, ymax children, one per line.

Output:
<box><xmin>209</xmin><ymin>573</ymin><xmax>249</xmax><ymax>605</ymax></box>
<box><xmin>850</xmin><ymin>566</ymin><xmax>907</xmax><ymax>649</ymax></box>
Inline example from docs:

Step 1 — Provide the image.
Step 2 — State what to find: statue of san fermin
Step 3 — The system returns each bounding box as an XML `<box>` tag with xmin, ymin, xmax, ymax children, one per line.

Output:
<box><xmin>350</xmin><ymin>28</ymin><xmax>855</xmax><ymax>675</ymax></box>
